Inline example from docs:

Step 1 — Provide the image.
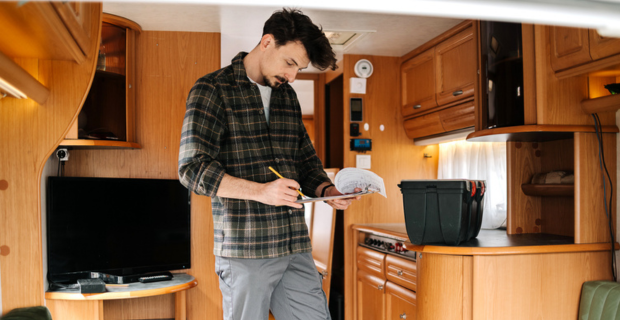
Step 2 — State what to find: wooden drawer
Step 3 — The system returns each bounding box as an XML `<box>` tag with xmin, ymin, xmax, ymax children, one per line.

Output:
<box><xmin>403</xmin><ymin>112</ymin><xmax>445</xmax><ymax>140</ymax></box>
<box><xmin>385</xmin><ymin>254</ymin><xmax>417</xmax><ymax>292</ymax></box>
<box><xmin>438</xmin><ymin>99</ymin><xmax>475</xmax><ymax>132</ymax></box>
<box><xmin>357</xmin><ymin>246</ymin><xmax>386</xmax><ymax>278</ymax></box>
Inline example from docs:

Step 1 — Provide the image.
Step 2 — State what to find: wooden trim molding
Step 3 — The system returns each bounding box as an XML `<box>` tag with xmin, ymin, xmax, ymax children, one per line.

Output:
<box><xmin>102</xmin><ymin>13</ymin><xmax>142</xmax><ymax>33</ymax></box>
<box><xmin>581</xmin><ymin>93</ymin><xmax>620</xmax><ymax>114</ymax></box>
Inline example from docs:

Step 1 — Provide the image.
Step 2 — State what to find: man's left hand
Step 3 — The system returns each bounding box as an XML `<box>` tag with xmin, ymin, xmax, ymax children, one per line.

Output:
<box><xmin>324</xmin><ymin>186</ymin><xmax>362</xmax><ymax>210</ymax></box>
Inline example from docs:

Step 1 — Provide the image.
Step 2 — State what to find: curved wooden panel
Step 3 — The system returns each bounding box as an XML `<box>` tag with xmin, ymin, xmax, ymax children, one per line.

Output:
<box><xmin>0</xmin><ymin>3</ymin><xmax>102</xmax><ymax>313</ymax></box>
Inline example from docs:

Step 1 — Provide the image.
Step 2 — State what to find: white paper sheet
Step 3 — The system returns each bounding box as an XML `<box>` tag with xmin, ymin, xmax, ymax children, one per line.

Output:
<box><xmin>334</xmin><ymin>168</ymin><xmax>387</xmax><ymax>198</ymax></box>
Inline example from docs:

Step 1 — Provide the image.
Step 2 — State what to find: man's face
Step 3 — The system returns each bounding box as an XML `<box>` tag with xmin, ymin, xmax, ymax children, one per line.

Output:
<box><xmin>260</xmin><ymin>35</ymin><xmax>310</xmax><ymax>88</ymax></box>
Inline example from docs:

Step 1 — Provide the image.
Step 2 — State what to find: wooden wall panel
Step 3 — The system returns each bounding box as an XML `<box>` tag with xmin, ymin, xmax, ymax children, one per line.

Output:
<box><xmin>506</xmin><ymin>142</ymin><xmax>541</xmax><ymax>235</ymax></box>
<box><xmin>417</xmin><ymin>253</ymin><xmax>465</xmax><ymax>320</ymax></box>
<box><xmin>62</xmin><ymin>31</ymin><xmax>221</xmax><ymax>319</ymax></box>
<box><xmin>47</xmin><ymin>300</ymin><xmax>104</xmax><ymax>320</ymax></box>
<box><xmin>0</xmin><ymin>4</ymin><xmax>102</xmax><ymax>314</ymax></box>
<box><xmin>574</xmin><ymin>132</ymin><xmax>617</xmax><ymax>243</ymax></box>
<box><xmin>342</xmin><ymin>54</ymin><xmax>439</xmax><ymax>320</ymax></box>
<box><xmin>540</xmin><ymin>139</ymin><xmax>575</xmax><ymax>237</ymax></box>
<box><xmin>472</xmin><ymin>252</ymin><xmax>612</xmax><ymax>320</ymax></box>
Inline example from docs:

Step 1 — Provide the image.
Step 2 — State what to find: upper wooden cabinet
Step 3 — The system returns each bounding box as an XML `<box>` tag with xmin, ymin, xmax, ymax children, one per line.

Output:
<box><xmin>0</xmin><ymin>2</ymin><xmax>95</xmax><ymax>64</ymax></box>
<box><xmin>401</xmin><ymin>48</ymin><xmax>437</xmax><ymax>118</ymax></box>
<box><xmin>62</xmin><ymin>13</ymin><xmax>142</xmax><ymax>149</ymax></box>
<box><xmin>435</xmin><ymin>25</ymin><xmax>476</xmax><ymax>106</ymax></box>
<box><xmin>549</xmin><ymin>26</ymin><xmax>592</xmax><ymax>72</ymax></box>
<box><xmin>589</xmin><ymin>30</ymin><xmax>620</xmax><ymax>60</ymax></box>
<box><xmin>400</xmin><ymin>21</ymin><xmax>477</xmax><ymax>120</ymax></box>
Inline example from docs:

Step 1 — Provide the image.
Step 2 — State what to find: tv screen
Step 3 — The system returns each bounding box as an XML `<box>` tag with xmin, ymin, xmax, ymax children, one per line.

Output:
<box><xmin>46</xmin><ymin>177</ymin><xmax>191</xmax><ymax>283</ymax></box>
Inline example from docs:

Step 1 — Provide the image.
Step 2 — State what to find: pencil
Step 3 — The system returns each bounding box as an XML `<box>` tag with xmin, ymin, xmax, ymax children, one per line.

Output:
<box><xmin>268</xmin><ymin>166</ymin><xmax>307</xmax><ymax>198</ymax></box>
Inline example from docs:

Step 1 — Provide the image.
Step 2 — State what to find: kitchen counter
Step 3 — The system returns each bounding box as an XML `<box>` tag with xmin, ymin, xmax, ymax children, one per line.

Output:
<box><xmin>352</xmin><ymin>223</ymin><xmax>616</xmax><ymax>255</ymax></box>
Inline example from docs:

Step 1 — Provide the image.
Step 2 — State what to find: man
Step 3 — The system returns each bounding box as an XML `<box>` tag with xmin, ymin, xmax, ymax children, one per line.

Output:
<box><xmin>178</xmin><ymin>8</ymin><xmax>360</xmax><ymax>320</ymax></box>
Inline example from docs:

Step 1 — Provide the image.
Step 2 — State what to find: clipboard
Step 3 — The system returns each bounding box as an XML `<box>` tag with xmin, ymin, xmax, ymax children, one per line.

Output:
<box><xmin>295</xmin><ymin>190</ymin><xmax>377</xmax><ymax>204</ymax></box>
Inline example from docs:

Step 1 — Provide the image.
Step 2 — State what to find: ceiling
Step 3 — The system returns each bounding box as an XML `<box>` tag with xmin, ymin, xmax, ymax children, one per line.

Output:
<box><xmin>101</xmin><ymin>0</ymin><xmax>620</xmax><ymax>115</ymax></box>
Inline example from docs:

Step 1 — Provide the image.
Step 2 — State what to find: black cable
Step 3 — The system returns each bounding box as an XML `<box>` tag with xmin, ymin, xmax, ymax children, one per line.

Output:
<box><xmin>57</xmin><ymin>158</ymin><xmax>61</xmax><ymax>177</ymax></box>
<box><xmin>592</xmin><ymin>114</ymin><xmax>617</xmax><ymax>281</ymax></box>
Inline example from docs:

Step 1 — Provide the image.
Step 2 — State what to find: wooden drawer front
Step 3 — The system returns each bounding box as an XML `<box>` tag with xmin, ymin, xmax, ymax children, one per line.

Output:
<box><xmin>589</xmin><ymin>30</ymin><xmax>620</xmax><ymax>60</ymax></box>
<box><xmin>438</xmin><ymin>100</ymin><xmax>475</xmax><ymax>132</ymax></box>
<box><xmin>385</xmin><ymin>255</ymin><xmax>417</xmax><ymax>292</ymax></box>
<box><xmin>357</xmin><ymin>246</ymin><xmax>386</xmax><ymax>278</ymax></box>
<box><xmin>435</xmin><ymin>25</ymin><xmax>476</xmax><ymax>107</ymax></box>
<box><xmin>386</xmin><ymin>281</ymin><xmax>416</xmax><ymax>320</ymax></box>
<box><xmin>401</xmin><ymin>47</ymin><xmax>437</xmax><ymax>118</ymax></box>
<box><xmin>403</xmin><ymin>112</ymin><xmax>445</xmax><ymax>140</ymax></box>
<box><xmin>549</xmin><ymin>26</ymin><xmax>592</xmax><ymax>71</ymax></box>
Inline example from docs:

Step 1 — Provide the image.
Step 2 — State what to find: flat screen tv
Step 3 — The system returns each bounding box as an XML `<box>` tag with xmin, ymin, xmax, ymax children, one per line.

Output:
<box><xmin>46</xmin><ymin>177</ymin><xmax>191</xmax><ymax>284</ymax></box>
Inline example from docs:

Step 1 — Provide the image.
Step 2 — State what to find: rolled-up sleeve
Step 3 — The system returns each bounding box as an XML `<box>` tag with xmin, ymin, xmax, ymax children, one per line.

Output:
<box><xmin>178</xmin><ymin>79</ymin><xmax>227</xmax><ymax>197</ymax></box>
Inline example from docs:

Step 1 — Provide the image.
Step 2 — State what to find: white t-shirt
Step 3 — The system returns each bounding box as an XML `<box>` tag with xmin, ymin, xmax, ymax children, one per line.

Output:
<box><xmin>248</xmin><ymin>77</ymin><xmax>272</xmax><ymax>125</ymax></box>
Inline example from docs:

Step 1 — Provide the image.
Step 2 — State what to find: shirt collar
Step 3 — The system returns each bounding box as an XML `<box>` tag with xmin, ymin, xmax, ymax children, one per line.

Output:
<box><xmin>232</xmin><ymin>52</ymin><xmax>251</xmax><ymax>87</ymax></box>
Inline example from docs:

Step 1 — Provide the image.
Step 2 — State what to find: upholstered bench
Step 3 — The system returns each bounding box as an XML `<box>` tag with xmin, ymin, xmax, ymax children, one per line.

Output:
<box><xmin>580</xmin><ymin>281</ymin><xmax>620</xmax><ymax>320</ymax></box>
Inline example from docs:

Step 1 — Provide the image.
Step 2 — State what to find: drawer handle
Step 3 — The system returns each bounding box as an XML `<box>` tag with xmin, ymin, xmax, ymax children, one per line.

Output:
<box><xmin>400</xmin><ymin>313</ymin><xmax>407</xmax><ymax>319</ymax></box>
<box><xmin>413</xmin><ymin>104</ymin><xmax>422</xmax><ymax>109</ymax></box>
<box><xmin>397</xmin><ymin>270</ymin><xmax>403</xmax><ymax>276</ymax></box>
<box><xmin>453</xmin><ymin>90</ymin><xmax>463</xmax><ymax>96</ymax></box>
<box><xmin>321</xmin><ymin>270</ymin><xmax>328</xmax><ymax>278</ymax></box>
<box><xmin>378</xmin><ymin>285</ymin><xmax>384</xmax><ymax>291</ymax></box>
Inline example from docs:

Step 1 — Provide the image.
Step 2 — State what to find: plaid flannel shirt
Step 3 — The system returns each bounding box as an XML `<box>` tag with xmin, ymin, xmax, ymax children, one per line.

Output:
<box><xmin>178</xmin><ymin>52</ymin><xmax>331</xmax><ymax>258</ymax></box>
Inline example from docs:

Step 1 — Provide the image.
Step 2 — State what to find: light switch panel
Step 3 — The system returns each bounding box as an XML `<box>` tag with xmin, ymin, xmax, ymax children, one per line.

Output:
<box><xmin>356</xmin><ymin>155</ymin><xmax>371</xmax><ymax>169</ymax></box>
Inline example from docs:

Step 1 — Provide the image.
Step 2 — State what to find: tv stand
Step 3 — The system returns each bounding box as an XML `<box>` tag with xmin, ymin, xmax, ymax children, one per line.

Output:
<box><xmin>45</xmin><ymin>273</ymin><xmax>197</xmax><ymax>320</ymax></box>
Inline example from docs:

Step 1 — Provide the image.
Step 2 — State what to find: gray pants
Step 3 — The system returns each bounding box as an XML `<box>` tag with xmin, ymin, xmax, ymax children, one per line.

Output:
<box><xmin>215</xmin><ymin>252</ymin><xmax>331</xmax><ymax>320</ymax></box>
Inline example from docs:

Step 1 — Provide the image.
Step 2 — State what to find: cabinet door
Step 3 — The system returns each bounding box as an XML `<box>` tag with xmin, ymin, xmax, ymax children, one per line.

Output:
<box><xmin>549</xmin><ymin>26</ymin><xmax>592</xmax><ymax>71</ymax></box>
<box><xmin>51</xmin><ymin>2</ymin><xmax>96</xmax><ymax>56</ymax></box>
<box><xmin>401</xmin><ymin>48</ymin><xmax>437</xmax><ymax>118</ymax></box>
<box><xmin>357</xmin><ymin>270</ymin><xmax>386</xmax><ymax>320</ymax></box>
<box><xmin>589</xmin><ymin>30</ymin><xmax>620</xmax><ymax>60</ymax></box>
<box><xmin>386</xmin><ymin>282</ymin><xmax>416</xmax><ymax>320</ymax></box>
<box><xmin>403</xmin><ymin>111</ymin><xmax>445</xmax><ymax>140</ymax></box>
<box><xmin>438</xmin><ymin>100</ymin><xmax>475</xmax><ymax>132</ymax></box>
<box><xmin>435</xmin><ymin>25</ymin><xmax>476</xmax><ymax>107</ymax></box>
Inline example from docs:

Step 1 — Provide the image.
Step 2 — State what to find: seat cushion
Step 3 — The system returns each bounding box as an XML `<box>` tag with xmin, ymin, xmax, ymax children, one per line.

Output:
<box><xmin>0</xmin><ymin>306</ymin><xmax>52</xmax><ymax>320</ymax></box>
<box><xmin>580</xmin><ymin>281</ymin><xmax>620</xmax><ymax>320</ymax></box>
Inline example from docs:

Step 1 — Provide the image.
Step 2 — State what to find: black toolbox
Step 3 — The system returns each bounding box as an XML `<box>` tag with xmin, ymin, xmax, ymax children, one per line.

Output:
<box><xmin>398</xmin><ymin>180</ymin><xmax>486</xmax><ymax>246</ymax></box>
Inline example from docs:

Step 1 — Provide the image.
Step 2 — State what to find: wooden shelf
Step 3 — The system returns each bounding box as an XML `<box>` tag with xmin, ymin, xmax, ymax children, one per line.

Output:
<box><xmin>466</xmin><ymin>124</ymin><xmax>619</xmax><ymax>142</ymax></box>
<box><xmin>581</xmin><ymin>93</ymin><xmax>620</xmax><ymax>114</ymax></box>
<box><xmin>46</xmin><ymin>274</ymin><xmax>196</xmax><ymax>300</ymax></box>
<box><xmin>60</xmin><ymin>139</ymin><xmax>141</xmax><ymax>149</ymax></box>
<box><xmin>521</xmin><ymin>184</ymin><xmax>574</xmax><ymax>197</ymax></box>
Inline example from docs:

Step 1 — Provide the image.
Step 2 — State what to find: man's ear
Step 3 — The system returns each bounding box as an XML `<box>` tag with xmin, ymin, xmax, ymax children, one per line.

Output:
<box><xmin>259</xmin><ymin>34</ymin><xmax>274</xmax><ymax>52</ymax></box>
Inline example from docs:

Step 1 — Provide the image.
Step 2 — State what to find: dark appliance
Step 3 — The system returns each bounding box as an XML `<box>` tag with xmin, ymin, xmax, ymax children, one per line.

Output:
<box><xmin>46</xmin><ymin>177</ymin><xmax>191</xmax><ymax>284</ymax></box>
<box><xmin>481</xmin><ymin>21</ymin><xmax>524</xmax><ymax>129</ymax></box>
<box><xmin>399</xmin><ymin>180</ymin><xmax>486</xmax><ymax>246</ymax></box>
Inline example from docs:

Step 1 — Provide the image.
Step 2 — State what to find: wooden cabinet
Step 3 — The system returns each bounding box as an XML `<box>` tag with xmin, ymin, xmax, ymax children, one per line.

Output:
<box><xmin>386</xmin><ymin>282</ymin><xmax>416</xmax><ymax>320</ymax></box>
<box><xmin>403</xmin><ymin>100</ymin><xmax>474</xmax><ymax>140</ymax></box>
<box><xmin>61</xmin><ymin>13</ymin><xmax>141</xmax><ymax>149</ymax></box>
<box><xmin>385</xmin><ymin>255</ymin><xmax>417</xmax><ymax>292</ymax></box>
<box><xmin>400</xmin><ymin>22</ymin><xmax>476</xmax><ymax>121</ymax></box>
<box><xmin>357</xmin><ymin>271</ymin><xmax>386</xmax><ymax>320</ymax></box>
<box><xmin>589</xmin><ymin>30</ymin><xmax>620</xmax><ymax>60</ymax></box>
<box><xmin>51</xmin><ymin>2</ymin><xmax>96</xmax><ymax>56</ymax></box>
<box><xmin>549</xmin><ymin>26</ymin><xmax>592</xmax><ymax>71</ymax></box>
<box><xmin>357</xmin><ymin>246</ymin><xmax>386</xmax><ymax>278</ymax></box>
<box><xmin>401</xmin><ymin>48</ymin><xmax>437</xmax><ymax>118</ymax></box>
<box><xmin>435</xmin><ymin>25</ymin><xmax>476</xmax><ymax>107</ymax></box>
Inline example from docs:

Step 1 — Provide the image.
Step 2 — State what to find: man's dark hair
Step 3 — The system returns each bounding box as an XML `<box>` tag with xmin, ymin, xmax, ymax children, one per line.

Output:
<box><xmin>263</xmin><ymin>8</ymin><xmax>338</xmax><ymax>71</ymax></box>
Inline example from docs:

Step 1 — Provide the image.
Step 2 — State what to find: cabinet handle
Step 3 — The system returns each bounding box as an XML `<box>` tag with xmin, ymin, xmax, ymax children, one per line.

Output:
<box><xmin>400</xmin><ymin>313</ymin><xmax>407</xmax><ymax>319</ymax></box>
<box><xmin>397</xmin><ymin>270</ymin><xmax>403</xmax><ymax>276</ymax></box>
<box><xmin>378</xmin><ymin>285</ymin><xmax>384</xmax><ymax>291</ymax></box>
<box><xmin>453</xmin><ymin>90</ymin><xmax>463</xmax><ymax>96</ymax></box>
<box><xmin>413</xmin><ymin>104</ymin><xmax>422</xmax><ymax>109</ymax></box>
<box><xmin>321</xmin><ymin>270</ymin><xmax>328</xmax><ymax>278</ymax></box>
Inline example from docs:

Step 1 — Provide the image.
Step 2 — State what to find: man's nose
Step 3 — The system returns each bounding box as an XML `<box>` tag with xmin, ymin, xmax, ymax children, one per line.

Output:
<box><xmin>286</xmin><ymin>69</ymin><xmax>298</xmax><ymax>83</ymax></box>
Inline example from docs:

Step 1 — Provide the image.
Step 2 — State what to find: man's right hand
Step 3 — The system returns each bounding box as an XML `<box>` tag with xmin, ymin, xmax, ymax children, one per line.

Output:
<box><xmin>258</xmin><ymin>178</ymin><xmax>304</xmax><ymax>209</ymax></box>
